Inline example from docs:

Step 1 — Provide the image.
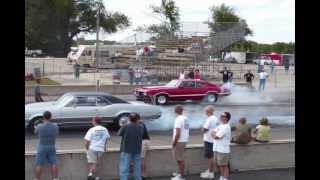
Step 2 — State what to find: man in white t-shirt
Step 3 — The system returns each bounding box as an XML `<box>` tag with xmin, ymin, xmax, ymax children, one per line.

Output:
<box><xmin>258</xmin><ymin>69</ymin><xmax>269</xmax><ymax>91</ymax></box>
<box><xmin>84</xmin><ymin>117</ymin><xmax>110</xmax><ymax>180</ymax></box>
<box><xmin>200</xmin><ymin>105</ymin><xmax>219</xmax><ymax>179</ymax></box>
<box><xmin>212</xmin><ymin>112</ymin><xmax>231</xmax><ymax>180</ymax></box>
<box><xmin>171</xmin><ymin>105</ymin><xmax>189</xmax><ymax>180</ymax></box>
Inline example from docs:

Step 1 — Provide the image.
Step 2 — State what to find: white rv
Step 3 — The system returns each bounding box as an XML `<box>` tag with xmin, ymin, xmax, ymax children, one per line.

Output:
<box><xmin>68</xmin><ymin>45</ymin><xmax>131</xmax><ymax>68</ymax></box>
<box><xmin>225</xmin><ymin>52</ymin><xmax>246</xmax><ymax>64</ymax></box>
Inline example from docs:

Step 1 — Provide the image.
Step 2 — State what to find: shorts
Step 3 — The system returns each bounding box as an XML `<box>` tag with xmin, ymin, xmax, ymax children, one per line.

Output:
<box><xmin>141</xmin><ymin>140</ymin><xmax>150</xmax><ymax>158</ymax></box>
<box><xmin>214</xmin><ymin>152</ymin><xmax>230</xmax><ymax>166</ymax></box>
<box><xmin>87</xmin><ymin>150</ymin><xmax>104</xmax><ymax>164</ymax></box>
<box><xmin>36</xmin><ymin>145</ymin><xmax>57</xmax><ymax>166</ymax></box>
<box><xmin>172</xmin><ymin>142</ymin><xmax>187</xmax><ymax>161</ymax></box>
<box><xmin>203</xmin><ymin>141</ymin><xmax>214</xmax><ymax>158</ymax></box>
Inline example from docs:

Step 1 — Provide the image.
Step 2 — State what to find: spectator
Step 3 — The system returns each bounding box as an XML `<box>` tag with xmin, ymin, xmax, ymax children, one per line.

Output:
<box><xmin>284</xmin><ymin>63</ymin><xmax>290</xmax><ymax>74</ymax></box>
<box><xmin>231</xmin><ymin>117</ymin><xmax>252</xmax><ymax>144</ymax></box>
<box><xmin>179</xmin><ymin>71</ymin><xmax>185</xmax><ymax>80</ymax></box>
<box><xmin>74</xmin><ymin>61</ymin><xmax>80</xmax><ymax>79</ymax></box>
<box><xmin>178</xmin><ymin>47</ymin><xmax>184</xmax><ymax>53</ymax></box>
<box><xmin>258</xmin><ymin>69</ymin><xmax>269</xmax><ymax>91</ymax></box>
<box><xmin>200</xmin><ymin>106</ymin><xmax>219</xmax><ymax>179</ymax></box>
<box><xmin>142</xmin><ymin>69</ymin><xmax>149</xmax><ymax>85</ymax></box>
<box><xmin>135</xmin><ymin>68</ymin><xmax>142</xmax><ymax>85</ymax></box>
<box><xmin>143</xmin><ymin>47</ymin><xmax>150</xmax><ymax>56</ymax></box>
<box><xmin>220</xmin><ymin>67</ymin><xmax>230</xmax><ymax>83</ymax></box>
<box><xmin>194</xmin><ymin>69</ymin><xmax>201</xmax><ymax>80</ymax></box>
<box><xmin>211</xmin><ymin>112</ymin><xmax>232</xmax><ymax>180</ymax></box>
<box><xmin>227</xmin><ymin>68</ymin><xmax>233</xmax><ymax>82</ymax></box>
<box><xmin>244</xmin><ymin>70</ymin><xmax>255</xmax><ymax>88</ymax></box>
<box><xmin>269</xmin><ymin>61</ymin><xmax>275</xmax><ymax>74</ymax></box>
<box><xmin>252</xmin><ymin>118</ymin><xmax>271</xmax><ymax>143</ymax></box>
<box><xmin>128</xmin><ymin>68</ymin><xmax>134</xmax><ymax>85</ymax></box>
<box><xmin>84</xmin><ymin>117</ymin><xmax>110</xmax><ymax>180</ymax></box>
<box><xmin>188</xmin><ymin>68</ymin><xmax>194</xmax><ymax>79</ymax></box>
<box><xmin>171</xmin><ymin>105</ymin><xmax>189</xmax><ymax>180</ymax></box>
<box><xmin>34</xmin><ymin>79</ymin><xmax>45</xmax><ymax>102</ymax></box>
<box><xmin>139</xmin><ymin>117</ymin><xmax>151</xmax><ymax>180</ymax></box>
<box><xmin>258</xmin><ymin>59</ymin><xmax>264</xmax><ymax>73</ymax></box>
<box><xmin>34</xmin><ymin>111</ymin><xmax>59</xmax><ymax>180</ymax></box>
<box><xmin>118</xmin><ymin>113</ymin><xmax>144</xmax><ymax>180</ymax></box>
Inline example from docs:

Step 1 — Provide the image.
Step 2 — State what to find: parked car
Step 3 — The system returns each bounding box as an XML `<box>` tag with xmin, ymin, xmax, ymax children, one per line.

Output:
<box><xmin>134</xmin><ymin>79</ymin><xmax>231</xmax><ymax>105</ymax></box>
<box><xmin>25</xmin><ymin>92</ymin><xmax>161</xmax><ymax>133</ymax></box>
<box><xmin>25</xmin><ymin>49</ymin><xmax>45</xmax><ymax>57</ymax></box>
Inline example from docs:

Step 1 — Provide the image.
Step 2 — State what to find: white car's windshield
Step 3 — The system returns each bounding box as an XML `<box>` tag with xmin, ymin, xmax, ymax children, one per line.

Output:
<box><xmin>56</xmin><ymin>94</ymin><xmax>74</xmax><ymax>105</ymax></box>
<box><xmin>165</xmin><ymin>80</ymin><xmax>179</xmax><ymax>87</ymax></box>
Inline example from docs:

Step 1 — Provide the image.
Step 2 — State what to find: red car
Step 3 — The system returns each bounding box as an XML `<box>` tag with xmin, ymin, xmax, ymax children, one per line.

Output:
<box><xmin>134</xmin><ymin>79</ymin><xmax>231</xmax><ymax>105</ymax></box>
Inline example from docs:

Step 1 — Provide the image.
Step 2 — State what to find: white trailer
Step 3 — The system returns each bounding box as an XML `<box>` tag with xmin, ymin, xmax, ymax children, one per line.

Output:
<box><xmin>225</xmin><ymin>52</ymin><xmax>246</xmax><ymax>64</ymax></box>
<box><xmin>68</xmin><ymin>45</ymin><xmax>131</xmax><ymax>68</ymax></box>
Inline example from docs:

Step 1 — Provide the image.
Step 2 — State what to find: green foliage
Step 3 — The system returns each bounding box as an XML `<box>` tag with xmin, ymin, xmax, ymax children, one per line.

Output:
<box><xmin>208</xmin><ymin>3</ymin><xmax>252</xmax><ymax>36</ymax></box>
<box><xmin>25</xmin><ymin>0</ymin><xmax>130</xmax><ymax>56</ymax></box>
<box><xmin>149</xmin><ymin>0</ymin><xmax>180</xmax><ymax>35</ymax></box>
<box><xmin>230</xmin><ymin>41</ymin><xmax>295</xmax><ymax>54</ymax></box>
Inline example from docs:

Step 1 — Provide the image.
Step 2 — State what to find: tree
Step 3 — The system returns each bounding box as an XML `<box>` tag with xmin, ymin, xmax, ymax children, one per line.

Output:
<box><xmin>136</xmin><ymin>0</ymin><xmax>180</xmax><ymax>38</ymax></box>
<box><xmin>25</xmin><ymin>0</ymin><xmax>130</xmax><ymax>56</ymax></box>
<box><xmin>207</xmin><ymin>3</ymin><xmax>253</xmax><ymax>59</ymax></box>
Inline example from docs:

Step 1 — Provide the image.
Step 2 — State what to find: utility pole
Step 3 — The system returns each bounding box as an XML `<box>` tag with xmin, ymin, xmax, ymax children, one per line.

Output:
<box><xmin>95</xmin><ymin>0</ymin><xmax>102</xmax><ymax>69</ymax></box>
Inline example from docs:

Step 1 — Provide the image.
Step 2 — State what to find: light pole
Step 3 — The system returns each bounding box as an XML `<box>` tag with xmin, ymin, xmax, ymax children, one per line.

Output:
<box><xmin>95</xmin><ymin>0</ymin><xmax>102</xmax><ymax>69</ymax></box>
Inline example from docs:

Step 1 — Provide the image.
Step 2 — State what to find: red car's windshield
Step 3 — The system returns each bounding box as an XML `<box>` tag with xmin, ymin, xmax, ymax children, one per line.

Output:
<box><xmin>165</xmin><ymin>80</ymin><xmax>179</xmax><ymax>87</ymax></box>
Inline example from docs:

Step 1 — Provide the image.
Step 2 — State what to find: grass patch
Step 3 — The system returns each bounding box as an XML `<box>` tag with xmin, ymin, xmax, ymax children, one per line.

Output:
<box><xmin>25</xmin><ymin>78</ymin><xmax>61</xmax><ymax>85</ymax></box>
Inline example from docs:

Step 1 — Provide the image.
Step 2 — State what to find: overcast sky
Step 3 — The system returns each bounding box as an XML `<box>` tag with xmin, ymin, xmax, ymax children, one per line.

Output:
<box><xmin>84</xmin><ymin>0</ymin><xmax>295</xmax><ymax>44</ymax></box>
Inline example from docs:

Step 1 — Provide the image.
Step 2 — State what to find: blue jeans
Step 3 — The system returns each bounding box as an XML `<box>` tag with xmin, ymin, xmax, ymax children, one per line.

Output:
<box><xmin>119</xmin><ymin>152</ymin><xmax>141</xmax><ymax>180</ymax></box>
<box><xmin>259</xmin><ymin>79</ymin><xmax>266</xmax><ymax>91</ymax></box>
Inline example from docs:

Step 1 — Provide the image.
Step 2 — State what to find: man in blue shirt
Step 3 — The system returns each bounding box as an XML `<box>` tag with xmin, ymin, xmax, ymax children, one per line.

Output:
<box><xmin>118</xmin><ymin>113</ymin><xmax>144</xmax><ymax>180</ymax></box>
<box><xmin>34</xmin><ymin>111</ymin><xmax>59</xmax><ymax>180</ymax></box>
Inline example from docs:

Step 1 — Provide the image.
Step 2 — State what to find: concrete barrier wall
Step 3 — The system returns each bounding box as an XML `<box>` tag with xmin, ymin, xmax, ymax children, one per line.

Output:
<box><xmin>25</xmin><ymin>140</ymin><xmax>294</xmax><ymax>180</ymax></box>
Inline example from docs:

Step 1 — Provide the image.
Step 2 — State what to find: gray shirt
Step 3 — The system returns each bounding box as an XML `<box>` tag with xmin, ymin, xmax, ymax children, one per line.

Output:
<box><xmin>118</xmin><ymin>123</ymin><xmax>144</xmax><ymax>154</ymax></box>
<box><xmin>35</xmin><ymin>122</ymin><xmax>59</xmax><ymax>146</ymax></box>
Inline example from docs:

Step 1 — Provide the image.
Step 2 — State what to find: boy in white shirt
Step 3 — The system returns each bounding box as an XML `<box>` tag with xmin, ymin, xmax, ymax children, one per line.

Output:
<box><xmin>84</xmin><ymin>117</ymin><xmax>110</xmax><ymax>180</ymax></box>
<box><xmin>171</xmin><ymin>105</ymin><xmax>189</xmax><ymax>180</ymax></box>
<box><xmin>200</xmin><ymin>105</ymin><xmax>219</xmax><ymax>179</ymax></box>
<box><xmin>212</xmin><ymin>112</ymin><xmax>231</xmax><ymax>180</ymax></box>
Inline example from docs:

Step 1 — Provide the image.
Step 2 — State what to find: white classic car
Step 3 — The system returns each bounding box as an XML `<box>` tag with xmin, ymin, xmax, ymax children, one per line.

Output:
<box><xmin>25</xmin><ymin>92</ymin><xmax>162</xmax><ymax>132</ymax></box>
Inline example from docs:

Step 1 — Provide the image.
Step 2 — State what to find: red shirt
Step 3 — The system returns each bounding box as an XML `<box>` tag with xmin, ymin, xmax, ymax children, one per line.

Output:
<box><xmin>194</xmin><ymin>72</ymin><xmax>200</xmax><ymax>80</ymax></box>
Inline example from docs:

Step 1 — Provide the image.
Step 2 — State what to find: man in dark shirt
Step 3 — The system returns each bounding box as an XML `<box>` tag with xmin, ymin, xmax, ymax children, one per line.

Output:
<box><xmin>227</xmin><ymin>68</ymin><xmax>233</xmax><ymax>82</ymax></box>
<box><xmin>118</xmin><ymin>113</ymin><xmax>144</xmax><ymax>180</ymax></box>
<box><xmin>139</xmin><ymin>118</ymin><xmax>151</xmax><ymax>180</ymax></box>
<box><xmin>244</xmin><ymin>70</ymin><xmax>255</xmax><ymax>88</ymax></box>
<box><xmin>34</xmin><ymin>79</ymin><xmax>44</xmax><ymax>102</ymax></box>
<box><xmin>34</xmin><ymin>111</ymin><xmax>59</xmax><ymax>180</ymax></box>
<box><xmin>188</xmin><ymin>68</ymin><xmax>194</xmax><ymax>79</ymax></box>
<box><xmin>220</xmin><ymin>67</ymin><xmax>230</xmax><ymax>83</ymax></box>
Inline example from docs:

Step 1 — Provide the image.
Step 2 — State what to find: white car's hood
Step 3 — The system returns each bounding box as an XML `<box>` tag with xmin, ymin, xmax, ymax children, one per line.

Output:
<box><xmin>25</xmin><ymin>101</ymin><xmax>57</xmax><ymax>110</ymax></box>
<box><xmin>129</xmin><ymin>101</ymin><xmax>147</xmax><ymax>105</ymax></box>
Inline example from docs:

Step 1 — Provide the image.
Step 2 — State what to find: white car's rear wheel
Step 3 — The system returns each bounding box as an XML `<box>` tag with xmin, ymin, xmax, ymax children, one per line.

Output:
<box><xmin>114</xmin><ymin>113</ymin><xmax>130</xmax><ymax>130</ymax></box>
<box><xmin>28</xmin><ymin>117</ymin><xmax>43</xmax><ymax>134</ymax></box>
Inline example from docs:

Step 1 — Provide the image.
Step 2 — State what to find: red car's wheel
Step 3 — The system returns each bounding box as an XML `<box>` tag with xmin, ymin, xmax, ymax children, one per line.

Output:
<box><xmin>155</xmin><ymin>94</ymin><xmax>168</xmax><ymax>105</ymax></box>
<box><xmin>205</xmin><ymin>93</ymin><xmax>218</xmax><ymax>103</ymax></box>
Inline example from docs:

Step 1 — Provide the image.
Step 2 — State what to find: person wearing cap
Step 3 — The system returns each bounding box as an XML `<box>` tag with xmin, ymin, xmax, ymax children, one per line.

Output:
<box><xmin>84</xmin><ymin>117</ymin><xmax>110</xmax><ymax>180</ymax></box>
<box><xmin>258</xmin><ymin>69</ymin><xmax>269</xmax><ymax>91</ymax></box>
